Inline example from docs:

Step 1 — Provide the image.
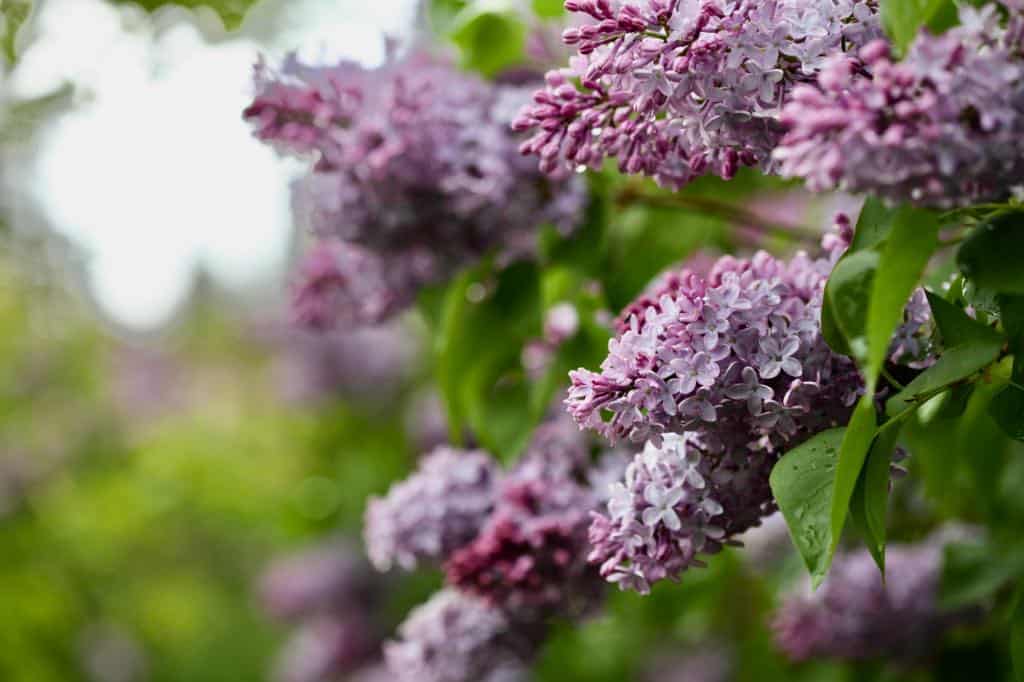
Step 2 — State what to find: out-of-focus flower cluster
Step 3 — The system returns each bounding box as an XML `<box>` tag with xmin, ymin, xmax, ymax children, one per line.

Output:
<box><xmin>775</xmin><ymin>3</ymin><xmax>1024</xmax><ymax>207</ymax></box>
<box><xmin>365</xmin><ymin>419</ymin><xmax>627</xmax><ymax>681</ymax></box>
<box><xmin>773</xmin><ymin>534</ymin><xmax>978</xmax><ymax>662</ymax></box>
<box><xmin>514</xmin><ymin>0</ymin><xmax>882</xmax><ymax>188</ymax></box>
<box><xmin>259</xmin><ymin>543</ymin><xmax>385</xmax><ymax>682</ymax></box>
<box><xmin>364</xmin><ymin>447</ymin><xmax>501</xmax><ymax>572</ymax></box>
<box><xmin>244</xmin><ymin>51</ymin><xmax>585</xmax><ymax>328</ymax></box>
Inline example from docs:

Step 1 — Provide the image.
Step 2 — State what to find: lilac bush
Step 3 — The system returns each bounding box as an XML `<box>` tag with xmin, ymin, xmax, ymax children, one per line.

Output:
<box><xmin>513</xmin><ymin>0</ymin><xmax>882</xmax><ymax>188</ymax></box>
<box><xmin>245</xmin><ymin>51</ymin><xmax>585</xmax><ymax>328</ymax></box>
<box><xmin>775</xmin><ymin>3</ymin><xmax>1024</xmax><ymax>207</ymax></box>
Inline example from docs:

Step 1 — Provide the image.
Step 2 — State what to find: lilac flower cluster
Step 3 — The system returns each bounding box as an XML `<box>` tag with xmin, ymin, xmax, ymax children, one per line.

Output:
<box><xmin>775</xmin><ymin>3</ymin><xmax>1024</xmax><ymax>207</ymax></box>
<box><xmin>383</xmin><ymin>589</ymin><xmax>537</xmax><ymax>682</ymax></box>
<box><xmin>588</xmin><ymin>432</ymin><xmax>777</xmax><ymax>593</ymax></box>
<box><xmin>513</xmin><ymin>0</ymin><xmax>882</xmax><ymax>188</ymax></box>
<box><xmin>259</xmin><ymin>543</ymin><xmax>384</xmax><ymax>682</ymax></box>
<box><xmin>245</xmin><ymin>51</ymin><xmax>585</xmax><ymax>328</ymax></box>
<box><xmin>773</xmin><ymin>538</ymin><xmax>976</xmax><ymax>662</ymax></box>
<box><xmin>370</xmin><ymin>419</ymin><xmax>626</xmax><ymax>681</ymax></box>
<box><xmin>363</xmin><ymin>447</ymin><xmax>500</xmax><ymax>571</ymax></box>
<box><xmin>573</xmin><ymin>230</ymin><xmax>869</xmax><ymax>591</ymax></box>
<box><xmin>444</xmin><ymin>420</ymin><xmax>605</xmax><ymax>611</ymax></box>
<box><xmin>568</xmin><ymin>235</ymin><xmax>859</xmax><ymax>448</ymax></box>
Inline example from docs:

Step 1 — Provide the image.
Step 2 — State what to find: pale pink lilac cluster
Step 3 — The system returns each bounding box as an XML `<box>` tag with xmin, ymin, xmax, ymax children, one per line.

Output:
<box><xmin>573</xmin><ymin>228</ymin><xmax>867</xmax><ymax>591</ymax></box>
<box><xmin>259</xmin><ymin>543</ymin><xmax>384</xmax><ymax>682</ymax></box>
<box><xmin>363</xmin><ymin>448</ymin><xmax>500</xmax><ymax>571</ymax></box>
<box><xmin>245</xmin><ymin>51</ymin><xmax>585</xmax><ymax>328</ymax></box>
<box><xmin>513</xmin><ymin>0</ymin><xmax>882</xmax><ymax>188</ymax></box>
<box><xmin>775</xmin><ymin>3</ymin><xmax>1024</xmax><ymax>207</ymax></box>
<box><xmin>773</xmin><ymin>537</ymin><xmax>977</xmax><ymax>662</ymax></box>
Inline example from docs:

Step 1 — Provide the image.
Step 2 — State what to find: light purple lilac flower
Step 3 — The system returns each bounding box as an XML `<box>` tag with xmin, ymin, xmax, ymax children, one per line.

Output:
<box><xmin>245</xmin><ymin>51</ymin><xmax>585</xmax><ymax>327</ymax></box>
<box><xmin>384</xmin><ymin>589</ymin><xmax>538</xmax><ymax>682</ymax></box>
<box><xmin>363</xmin><ymin>447</ymin><xmax>500</xmax><ymax>571</ymax></box>
<box><xmin>587</xmin><ymin>432</ymin><xmax>777</xmax><ymax>593</ymax></box>
<box><xmin>774</xmin><ymin>3</ymin><xmax>1024</xmax><ymax>207</ymax></box>
<box><xmin>773</xmin><ymin>537</ymin><xmax>978</xmax><ymax>662</ymax></box>
<box><xmin>567</xmin><ymin>233</ymin><xmax>860</xmax><ymax>449</ymax></box>
<box><xmin>513</xmin><ymin>0</ymin><xmax>882</xmax><ymax>189</ymax></box>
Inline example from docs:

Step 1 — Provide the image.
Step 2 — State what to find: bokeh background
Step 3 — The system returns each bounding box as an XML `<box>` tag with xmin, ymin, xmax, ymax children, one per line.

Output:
<box><xmin>1</xmin><ymin>1</ymin><xmax>1016</xmax><ymax>681</ymax></box>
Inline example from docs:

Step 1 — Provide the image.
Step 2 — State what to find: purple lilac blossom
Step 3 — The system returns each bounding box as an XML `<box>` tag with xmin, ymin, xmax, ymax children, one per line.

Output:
<box><xmin>245</xmin><ymin>51</ymin><xmax>585</xmax><ymax>327</ymax></box>
<box><xmin>513</xmin><ymin>0</ymin><xmax>882</xmax><ymax>189</ymax></box>
<box><xmin>774</xmin><ymin>3</ymin><xmax>1024</xmax><ymax>207</ymax></box>
<box><xmin>444</xmin><ymin>419</ymin><xmax>604</xmax><ymax>612</ymax></box>
<box><xmin>363</xmin><ymin>447</ymin><xmax>500</xmax><ymax>571</ymax></box>
<box><xmin>576</xmin><ymin>227</ymin><xmax>874</xmax><ymax>592</ymax></box>
<box><xmin>384</xmin><ymin>589</ymin><xmax>537</xmax><ymax>682</ymax></box>
<box><xmin>773</xmin><ymin>538</ymin><xmax>976</xmax><ymax>662</ymax></box>
<box><xmin>587</xmin><ymin>432</ymin><xmax>777</xmax><ymax>593</ymax></box>
<box><xmin>567</xmin><ymin>232</ymin><xmax>859</xmax><ymax>448</ymax></box>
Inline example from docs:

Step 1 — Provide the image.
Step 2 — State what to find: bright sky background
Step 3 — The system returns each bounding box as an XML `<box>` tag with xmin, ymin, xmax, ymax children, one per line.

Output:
<box><xmin>9</xmin><ymin>0</ymin><xmax>416</xmax><ymax>328</ymax></box>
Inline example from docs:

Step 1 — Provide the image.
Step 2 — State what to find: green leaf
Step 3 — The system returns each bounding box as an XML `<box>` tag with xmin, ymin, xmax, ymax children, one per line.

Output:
<box><xmin>957</xmin><ymin>212</ymin><xmax>1024</xmax><ymax>295</ymax></box>
<box><xmin>437</xmin><ymin>261</ymin><xmax>542</xmax><ymax>458</ymax></box>
<box><xmin>941</xmin><ymin>540</ymin><xmax>1024</xmax><ymax>609</ymax></box>
<box><xmin>828</xmin><ymin>399</ymin><xmax>876</xmax><ymax>571</ymax></box>
<box><xmin>991</xmin><ymin>385</ymin><xmax>1024</xmax><ymax>442</ymax></box>
<box><xmin>864</xmin><ymin>206</ymin><xmax>939</xmax><ymax>391</ymax></box>
<box><xmin>881</xmin><ymin>0</ymin><xmax>958</xmax><ymax>54</ymax></box>
<box><xmin>886</xmin><ymin>297</ymin><xmax>1005</xmax><ymax>417</ymax></box>
<box><xmin>770</xmin><ymin>428</ymin><xmax>844</xmax><ymax>587</ymax></box>
<box><xmin>1014</xmin><ymin>589</ymin><xmax>1024</xmax><ymax>682</ymax></box>
<box><xmin>849</xmin><ymin>420</ymin><xmax>902</xmax><ymax>574</ymax></box>
<box><xmin>886</xmin><ymin>341</ymin><xmax>1004</xmax><ymax>416</ymax></box>
<box><xmin>850</xmin><ymin>197</ymin><xmax>897</xmax><ymax>252</ymax></box>
<box><xmin>1</xmin><ymin>0</ymin><xmax>32</xmax><ymax>64</ymax></box>
<box><xmin>823</xmin><ymin>250</ymin><xmax>879</xmax><ymax>360</ymax></box>
<box><xmin>926</xmin><ymin>290</ymin><xmax>1002</xmax><ymax>348</ymax></box>
<box><xmin>451</xmin><ymin>7</ymin><xmax>527</xmax><ymax>77</ymax></box>
<box><xmin>109</xmin><ymin>0</ymin><xmax>259</xmax><ymax>29</ymax></box>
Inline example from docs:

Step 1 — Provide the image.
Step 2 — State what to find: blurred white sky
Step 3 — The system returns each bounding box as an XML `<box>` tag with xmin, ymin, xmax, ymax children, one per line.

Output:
<box><xmin>9</xmin><ymin>0</ymin><xmax>416</xmax><ymax>328</ymax></box>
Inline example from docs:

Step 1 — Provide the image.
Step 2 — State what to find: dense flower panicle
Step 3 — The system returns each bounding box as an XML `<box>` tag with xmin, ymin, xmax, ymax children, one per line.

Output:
<box><xmin>260</xmin><ymin>544</ymin><xmax>375</xmax><ymax>621</ymax></box>
<box><xmin>773</xmin><ymin>539</ymin><xmax>975</xmax><ymax>662</ymax></box>
<box><xmin>775</xmin><ymin>4</ymin><xmax>1024</xmax><ymax>207</ymax></box>
<box><xmin>889</xmin><ymin>288</ymin><xmax>936</xmax><ymax>368</ymax></box>
<box><xmin>444</xmin><ymin>420</ymin><xmax>603</xmax><ymax>611</ymax></box>
<box><xmin>513</xmin><ymin>0</ymin><xmax>882</xmax><ymax>188</ymax></box>
<box><xmin>587</xmin><ymin>433</ymin><xmax>776</xmax><ymax>593</ymax></box>
<box><xmin>567</xmin><ymin>235</ymin><xmax>859</xmax><ymax>449</ymax></box>
<box><xmin>363</xmin><ymin>447</ymin><xmax>500</xmax><ymax>571</ymax></box>
<box><xmin>384</xmin><ymin>589</ymin><xmax>537</xmax><ymax>682</ymax></box>
<box><xmin>246</xmin><ymin>51</ymin><xmax>585</xmax><ymax>327</ymax></box>
<box><xmin>576</xmin><ymin>229</ymin><xmax>877</xmax><ymax>591</ymax></box>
